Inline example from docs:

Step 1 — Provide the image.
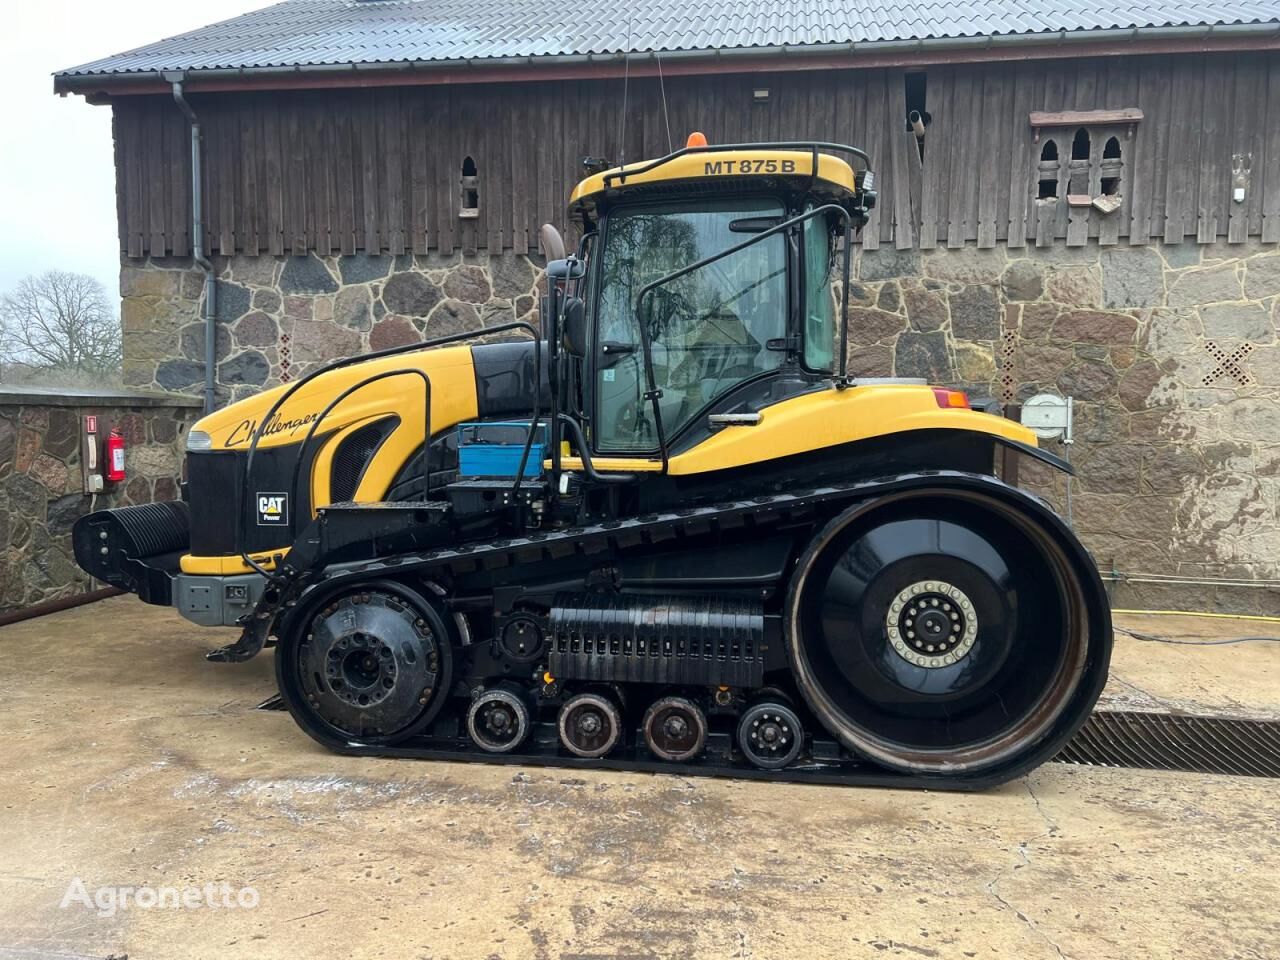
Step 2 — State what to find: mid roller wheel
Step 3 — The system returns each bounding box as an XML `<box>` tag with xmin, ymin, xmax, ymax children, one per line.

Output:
<box><xmin>642</xmin><ymin>697</ymin><xmax>707</xmax><ymax>762</ymax></box>
<box><xmin>275</xmin><ymin>581</ymin><xmax>453</xmax><ymax>747</ymax></box>
<box><xmin>467</xmin><ymin>688</ymin><xmax>532</xmax><ymax>753</ymax></box>
<box><xmin>558</xmin><ymin>693</ymin><xmax>622</xmax><ymax>758</ymax></box>
<box><xmin>786</xmin><ymin>487</ymin><xmax>1110</xmax><ymax>780</ymax></box>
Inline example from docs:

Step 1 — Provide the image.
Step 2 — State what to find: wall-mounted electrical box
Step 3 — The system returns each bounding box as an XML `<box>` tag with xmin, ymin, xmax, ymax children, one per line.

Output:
<box><xmin>1021</xmin><ymin>393</ymin><xmax>1074</xmax><ymax>444</ymax></box>
<box><xmin>81</xmin><ymin>414</ymin><xmax>103</xmax><ymax>493</ymax></box>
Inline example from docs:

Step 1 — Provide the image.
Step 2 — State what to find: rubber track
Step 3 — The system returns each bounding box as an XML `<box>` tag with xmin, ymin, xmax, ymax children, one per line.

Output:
<box><xmin>268</xmin><ymin>470</ymin><xmax>1099</xmax><ymax>792</ymax></box>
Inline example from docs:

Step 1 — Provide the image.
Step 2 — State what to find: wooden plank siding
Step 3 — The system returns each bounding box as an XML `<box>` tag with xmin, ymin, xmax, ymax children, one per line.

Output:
<box><xmin>111</xmin><ymin>52</ymin><xmax>1280</xmax><ymax>259</ymax></box>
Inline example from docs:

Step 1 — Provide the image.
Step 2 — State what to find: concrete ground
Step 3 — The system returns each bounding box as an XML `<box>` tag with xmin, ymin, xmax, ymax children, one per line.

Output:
<box><xmin>0</xmin><ymin>598</ymin><xmax>1277</xmax><ymax>960</ymax></box>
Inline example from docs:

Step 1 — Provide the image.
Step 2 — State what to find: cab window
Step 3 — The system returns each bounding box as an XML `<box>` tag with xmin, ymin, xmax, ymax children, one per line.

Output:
<box><xmin>594</xmin><ymin>198</ymin><xmax>786</xmax><ymax>452</ymax></box>
<box><xmin>802</xmin><ymin>211</ymin><xmax>835</xmax><ymax>371</ymax></box>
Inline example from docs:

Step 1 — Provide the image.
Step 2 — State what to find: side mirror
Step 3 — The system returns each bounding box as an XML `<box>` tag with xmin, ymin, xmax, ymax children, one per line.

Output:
<box><xmin>539</xmin><ymin>223</ymin><xmax>566</xmax><ymax>261</ymax></box>
<box><xmin>562</xmin><ymin>297</ymin><xmax>587</xmax><ymax>357</ymax></box>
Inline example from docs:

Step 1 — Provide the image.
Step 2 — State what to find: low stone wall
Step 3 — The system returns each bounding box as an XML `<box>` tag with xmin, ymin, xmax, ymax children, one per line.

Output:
<box><xmin>115</xmin><ymin>239</ymin><xmax>1280</xmax><ymax>613</ymax></box>
<box><xmin>0</xmin><ymin>388</ymin><xmax>201</xmax><ymax>612</ymax></box>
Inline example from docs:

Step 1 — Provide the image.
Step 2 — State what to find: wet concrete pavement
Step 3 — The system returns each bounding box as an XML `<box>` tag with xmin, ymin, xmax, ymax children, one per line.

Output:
<box><xmin>0</xmin><ymin>598</ymin><xmax>1276</xmax><ymax>960</ymax></box>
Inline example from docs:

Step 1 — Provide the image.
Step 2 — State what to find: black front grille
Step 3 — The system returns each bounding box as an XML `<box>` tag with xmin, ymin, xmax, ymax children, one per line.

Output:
<box><xmin>187</xmin><ymin>437</ymin><xmax>328</xmax><ymax>556</ymax></box>
<box><xmin>187</xmin><ymin>450</ymin><xmax>240</xmax><ymax>555</ymax></box>
<box><xmin>330</xmin><ymin>417</ymin><xmax>398</xmax><ymax>503</ymax></box>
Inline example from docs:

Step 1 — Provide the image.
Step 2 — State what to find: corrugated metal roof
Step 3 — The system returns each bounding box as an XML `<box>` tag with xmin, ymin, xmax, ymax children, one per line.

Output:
<box><xmin>56</xmin><ymin>0</ymin><xmax>1280</xmax><ymax>79</ymax></box>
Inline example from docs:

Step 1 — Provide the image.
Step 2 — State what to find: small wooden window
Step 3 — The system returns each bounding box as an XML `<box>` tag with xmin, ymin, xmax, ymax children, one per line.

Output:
<box><xmin>1067</xmin><ymin>128</ymin><xmax>1091</xmax><ymax>195</ymax></box>
<box><xmin>1029</xmin><ymin>110</ymin><xmax>1140</xmax><ymax>216</ymax></box>
<box><xmin>1070</xmin><ymin>127</ymin><xmax>1091</xmax><ymax>160</ymax></box>
<box><xmin>460</xmin><ymin>156</ymin><xmax>479</xmax><ymax>219</ymax></box>
<box><xmin>1100</xmin><ymin>136</ymin><xmax>1123</xmax><ymax>196</ymax></box>
<box><xmin>1037</xmin><ymin>139</ymin><xmax>1060</xmax><ymax>200</ymax></box>
<box><xmin>904</xmin><ymin>72</ymin><xmax>931</xmax><ymax>161</ymax></box>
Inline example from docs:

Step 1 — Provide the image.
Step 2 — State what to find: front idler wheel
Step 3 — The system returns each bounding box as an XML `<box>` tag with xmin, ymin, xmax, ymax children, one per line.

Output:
<box><xmin>558</xmin><ymin>692</ymin><xmax>623</xmax><ymax>758</ymax></box>
<box><xmin>642</xmin><ymin>696</ymin><xmax>707</xmax><ymax>762</ymax></box>
<box><xmin>277</xmin><ymin>581</ymin><xmax>453</xmax><ymax>746</ymax></box>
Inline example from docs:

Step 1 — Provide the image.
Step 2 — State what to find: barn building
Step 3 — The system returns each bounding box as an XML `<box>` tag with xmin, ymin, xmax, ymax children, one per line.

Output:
<box><xmin>54</xmin><ymin>0</ymin><xmax>1280</xmax><ymax>612</ymax></box>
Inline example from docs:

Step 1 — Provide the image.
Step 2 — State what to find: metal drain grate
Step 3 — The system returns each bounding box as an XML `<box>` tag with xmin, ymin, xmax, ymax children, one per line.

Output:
<box><xmin>1054</xmin><ymin>710</ymin><xmax>1280</xmax><ymax>778</ymax></box>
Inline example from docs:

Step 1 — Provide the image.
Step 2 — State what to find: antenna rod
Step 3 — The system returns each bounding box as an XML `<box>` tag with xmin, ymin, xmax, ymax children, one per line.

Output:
<box><xmin>617</xmin><ymin>19</ymin><xmax>633</xmax><ymax>165</ymax></box>
<box><xmin>657</xmin><ymin>53</ymin><xmax>672</xmax><ymax>154</ymax></box>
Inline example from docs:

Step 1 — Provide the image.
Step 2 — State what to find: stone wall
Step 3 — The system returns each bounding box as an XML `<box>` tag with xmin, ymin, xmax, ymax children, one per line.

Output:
<box><xmin>847</xmin><ymin>239</ymin><xmax>1280</xmax><ymax>614</ymax></box>
<box><xmin>0</xmin><ymin>389</ymin><xmax>200</xmax><ymax>612</ymax></box>
<box><xmin>116</xmin><ymin>240</ymin><xmax>1280</xmax><ymax>613</ymax></box>
<box><xmin>121</xmin><ymin>252</ymin><xmax>544</xmax><ymax>404</ymax></box>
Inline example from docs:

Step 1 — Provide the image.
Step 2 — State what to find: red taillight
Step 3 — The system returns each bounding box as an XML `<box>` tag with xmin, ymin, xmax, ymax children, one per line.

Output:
<box><xmin>932</xmin><ymin>388</ymin><xmax>970</xmax><ymax>409</ymax></box>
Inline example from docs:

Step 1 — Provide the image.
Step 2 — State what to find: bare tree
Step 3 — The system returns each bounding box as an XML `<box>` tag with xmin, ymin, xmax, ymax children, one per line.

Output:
<box><xmin>0</xmin><ymin>271</ymin><xmax>122</xmax><ymax>374</ymax></box>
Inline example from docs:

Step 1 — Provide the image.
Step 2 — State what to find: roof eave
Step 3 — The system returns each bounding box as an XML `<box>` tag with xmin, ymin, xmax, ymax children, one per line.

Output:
<box><xmin>53</xmin><ymin>22</ymin><xmax>1280</xmax><ymax>97</ymax></box>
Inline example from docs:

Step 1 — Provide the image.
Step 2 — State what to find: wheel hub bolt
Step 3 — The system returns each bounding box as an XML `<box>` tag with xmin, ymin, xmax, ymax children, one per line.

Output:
<box><xmin>578</xmin><ymin>713</ymin><xmax>601</xmax><ymax>735</ymax></box>
<box><xmin>664</xmin><ymin>716</ymin><xmax>688</xmax><ymax>739</ymax></box>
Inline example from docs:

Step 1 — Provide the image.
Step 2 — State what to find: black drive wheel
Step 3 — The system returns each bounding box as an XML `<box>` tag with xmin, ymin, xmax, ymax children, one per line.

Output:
<box><xmin>275</xmin><ymin>581</ymin><xmax>452</xmax><ymax>746</ymax></box>
<box><xmin>786</xmin><ymin>487</ymin><xmax>1109</xmax><ymax>778</ymax></box>
<box><xmin>466</xmin><ymin>688</ymin><xmax>532</xmax><ymax>753</ymax></box>
<box><xmin>642</xmin><ymin>697</ymin><xmax>707</xmax><ymax>762</ymax></box>
<box><xmin>558</xmin><ymin>693</ymin><xmax>623</xmax><ymax>758</ymax></box>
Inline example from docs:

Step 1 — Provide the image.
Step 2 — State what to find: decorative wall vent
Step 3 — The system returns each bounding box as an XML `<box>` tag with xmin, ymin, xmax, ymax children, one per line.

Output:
<box><xmin>999</xmin><ymin>329</ymin><xmax>1018</xmax><ymax>404</ymax></box>
<box><xmin>279</xmin><ymin>332</ymin><xmax>293</xmax><ymax>383</ymax></box>
<box><xmin>1202</xmin><ymin>340</ymin><xmax>1253</xmax><ymax>387</ymax></box>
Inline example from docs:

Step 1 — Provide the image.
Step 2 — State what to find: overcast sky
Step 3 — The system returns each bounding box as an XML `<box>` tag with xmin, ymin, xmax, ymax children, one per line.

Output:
<box><xmin>1</xmin><ymin>1</ymin><xmax>267</xmax><ymax>301</ymax></box>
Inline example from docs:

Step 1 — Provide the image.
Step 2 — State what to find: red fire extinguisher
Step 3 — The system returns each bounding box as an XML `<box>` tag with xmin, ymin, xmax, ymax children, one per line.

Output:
<box><xmin>104</xmin><ymin>427</ymin><xmax>126</xmax><ymax>483</ymax></box>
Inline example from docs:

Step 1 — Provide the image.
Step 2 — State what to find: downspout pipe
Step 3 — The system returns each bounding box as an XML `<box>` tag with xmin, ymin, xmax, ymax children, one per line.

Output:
<box><xmin>166</xmin><ymin>72</ymin><xmax>217</xmax><ymax>415</ymax></box>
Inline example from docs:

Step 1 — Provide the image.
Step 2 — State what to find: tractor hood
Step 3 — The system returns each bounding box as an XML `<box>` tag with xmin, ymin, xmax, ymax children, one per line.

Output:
<box><xmin>187</xmin><ymin>344</ymin><xmax>480</xmax><ymax>453</ymax></box>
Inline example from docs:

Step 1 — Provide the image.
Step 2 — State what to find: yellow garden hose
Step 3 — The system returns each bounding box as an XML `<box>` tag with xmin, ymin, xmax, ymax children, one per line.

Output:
<box><xmin>1112</xmin><ymin>609</ymin><xmax>1280</xmax><ymax>624</ymax></box>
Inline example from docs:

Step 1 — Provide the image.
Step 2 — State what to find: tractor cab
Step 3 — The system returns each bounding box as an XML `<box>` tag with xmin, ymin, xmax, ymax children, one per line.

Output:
<box><xmin>552</xmin><ymin>135</ymin><xmax>876</xmax><ymax>462</ymax></box>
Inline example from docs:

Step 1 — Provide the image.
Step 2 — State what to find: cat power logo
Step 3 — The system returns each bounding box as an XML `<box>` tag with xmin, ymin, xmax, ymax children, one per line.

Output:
<box><xmin>256</xmin><ymin>492</ymin><xmax>289</xmax><ymax>527</ymax></box>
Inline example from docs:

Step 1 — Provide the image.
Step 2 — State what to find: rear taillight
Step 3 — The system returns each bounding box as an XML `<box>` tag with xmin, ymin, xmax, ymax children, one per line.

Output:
<box><xmin>932</xmin><ymin>388</ymin><xmax>970</xmax><ymax>409</ymax></box>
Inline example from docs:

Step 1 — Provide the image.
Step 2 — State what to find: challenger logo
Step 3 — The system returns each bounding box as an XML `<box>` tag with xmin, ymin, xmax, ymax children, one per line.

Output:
<box><xmin>256</xmin><ymin>492</ymin><xmax>289</xmax><ymax>527</ymax></box>
<box><xmin>226</xmin><ymin>412</ymin><xmax>319</xmax><ymax>447</ymax></box>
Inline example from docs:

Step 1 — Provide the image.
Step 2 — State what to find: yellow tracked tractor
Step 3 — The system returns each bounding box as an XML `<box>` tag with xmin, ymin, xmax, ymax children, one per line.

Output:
<box><xmin>75</xmin><ymin>136</ymin><xmax>1110</xmax><ymax>788</ymax></box>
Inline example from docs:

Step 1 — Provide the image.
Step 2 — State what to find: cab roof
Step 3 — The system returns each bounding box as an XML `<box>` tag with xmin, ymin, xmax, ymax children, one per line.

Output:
<box><xmin>568</xmin><ymin>143</ymin><xmax>862</xmax><ymax>216</ymax></box>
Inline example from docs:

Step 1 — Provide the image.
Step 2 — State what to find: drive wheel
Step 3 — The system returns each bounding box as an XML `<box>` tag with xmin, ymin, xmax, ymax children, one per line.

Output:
<box><xmin>786</xmin><ymin>487</ymin><xmax>1109</xmax><ymax>779</ymax></box>
<box><xmin>276</xmin><ymin>580</ymin><xmax>453</xmax><ymax>747</ymax></box>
